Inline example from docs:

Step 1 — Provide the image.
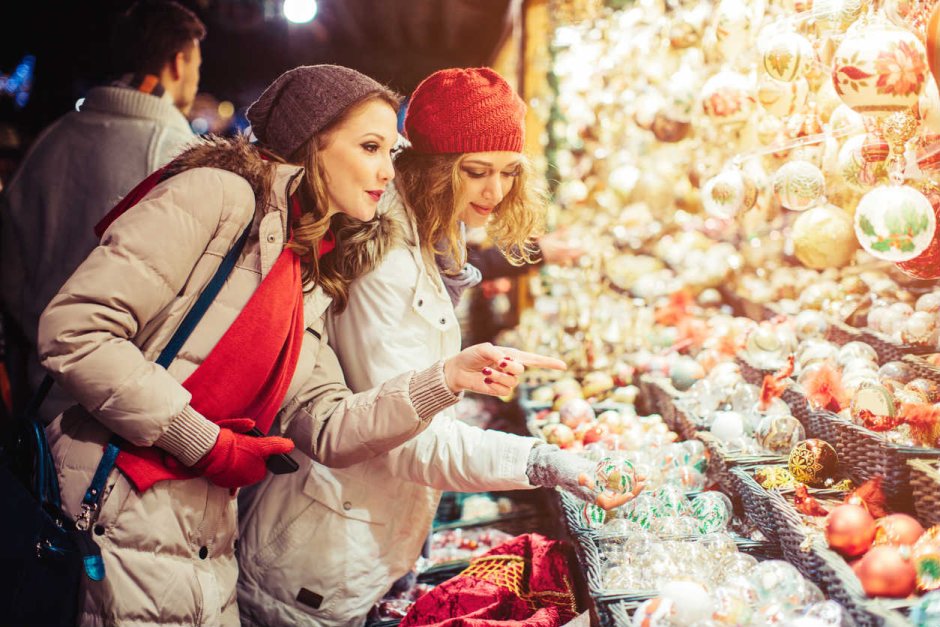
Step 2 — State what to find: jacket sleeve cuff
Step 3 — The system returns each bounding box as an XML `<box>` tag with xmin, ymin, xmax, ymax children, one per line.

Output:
<box><xmin>409</xmin><ymin>361</ymin><xmax>461</xmax><ymax>422</ymax></box>
<box><xmin>154</xmin><ymin>405</ymin><xmax>220</xmax><ymax>467</ymax></box>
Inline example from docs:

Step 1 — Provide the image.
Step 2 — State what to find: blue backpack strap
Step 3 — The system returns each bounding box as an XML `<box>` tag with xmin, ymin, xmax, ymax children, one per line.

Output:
<box><xmin>155</xmin><ymin>221</ymin><xmax>252</xmax><ymax>368</ymax></box>
<box><xmin>45</xmin><ymin>219</ymin><xmax>254</xmax><ymax>582</ymax></box>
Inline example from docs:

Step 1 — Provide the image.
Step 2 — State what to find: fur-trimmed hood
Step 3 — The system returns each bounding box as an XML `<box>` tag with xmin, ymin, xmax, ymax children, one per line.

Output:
<box><xmin>164</xmin><ymin>135</ymin><xmax>402</xmax><ymax>279</ymax></box>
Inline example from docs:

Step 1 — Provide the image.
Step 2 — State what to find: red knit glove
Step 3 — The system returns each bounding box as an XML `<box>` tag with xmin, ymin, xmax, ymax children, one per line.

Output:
<box><xmin>194</xmin><ymin>428</ymin><xmax>295</xmax><ymax>489</ymax></box>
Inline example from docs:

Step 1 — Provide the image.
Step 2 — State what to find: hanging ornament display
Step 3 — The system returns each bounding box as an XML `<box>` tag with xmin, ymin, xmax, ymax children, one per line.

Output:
<box><xmin>791</xmin><ymin>204</ymin><xmax>859</xmax><ymax>268</ymax></box>
<box><xmin>701</xmin><ymin>71</ymin><xmax>754</xmax><ymax>125</ymax></box>
<box><xmin>762</xmin><ymin>31</ymin><xmax>816</xmax><ymax>82</ymax></box>
<box><xmin>839</xmin><ymin>134</ymin><xmax>884</xmax><ymax>190</ymax></box>
<box><xmin>831</xmin><ymin>17</ymin><xmax>928</xmax><ymax>117</ymax></box>
<box><xmin>854</xmin><ymin>184</ymin><xmax>936</xmax><ymax>261</ymax></box>
<box><xmin>772</xmin><ymin>160</ymin><xmax>826</xmax><ymax>210</ymax></box>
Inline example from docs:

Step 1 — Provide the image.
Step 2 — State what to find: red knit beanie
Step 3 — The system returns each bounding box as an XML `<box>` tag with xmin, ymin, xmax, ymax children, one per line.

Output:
<box><xmin>405</xmin><ymin>67</ymin><xmax>526</xmax><ymax>154</ymax></box>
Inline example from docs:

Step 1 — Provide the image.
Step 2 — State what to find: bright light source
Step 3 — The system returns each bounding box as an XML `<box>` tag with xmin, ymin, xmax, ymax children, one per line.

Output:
<box><xmin>75</xmin><ymin>98</ymin><xmax>85</xmax><ymax>111</ymax></box>
<box><xmin>218</xmin><ymin>100</ymin><xmax>235</xmax><ymax>118</ymax></box>
<box><xmin>283</xmin><ymin>0</ymin><xmax>317</xmax><ymax>24</ymax></box>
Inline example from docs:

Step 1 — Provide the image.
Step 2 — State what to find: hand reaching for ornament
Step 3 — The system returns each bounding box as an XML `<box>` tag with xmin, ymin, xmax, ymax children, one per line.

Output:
<box><xmin>578</xmin><ymin>458</ymin><xmax>647</xmax><ymax>510</ymax></box>
<box><xmin>526</xmin><ymin>444</ymin><xmax>645</xmax><ymax>510</ymax></box>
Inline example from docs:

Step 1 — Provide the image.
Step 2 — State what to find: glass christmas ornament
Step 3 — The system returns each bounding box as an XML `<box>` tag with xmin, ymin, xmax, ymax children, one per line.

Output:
<box><xmin>788</xmin><ymin>439</ymin><xmax>839</xmax><ymax>486</ymax></box>
<box><xmin>791</xmin><ymin>204</ymin><xmax>858</xmax><ymax>269</ymax></box>
<box><xmin>758</xmin><ymin>76</ymin><xmax>810</xmax><ymax>117</ymax></box>
<box><xmin>701</xmin><ymin>71</ymin><xmax>754</xmax><ymax>125</ymax></box>
<box><xmin>772</xmin><ymin>160</ymin><xmax>826</xmax><ymax>211</ymax></box>
<box><xmin>594</xmin><ymin>457</ymin><xmax>638</xmax><ymax>496</ymax></box>
<box><xmin>756</xmin><ymin>415</ymin><xmax>806</xmax><ymax>454</ymax></box>
<box><xmin>690</xmin><ymin>491</ymin><xmax>733</xmax><ymax>533</ymax></box>
<box><xmin>831</xmin><ymin>17</ymin><xmax>928</xmax><ymax>117</ymax></box>
<box><xmin>762</xmin><ymin>31</ymin><xmax>815</xmax><ymax>82</ymax></box>
<box><xmin>701</xmin><ymin>168</ymin><xmax>756</xmax><ymax>219</ymax></box>
<box><xmin>559</xmin><ymin>397</ymin><xmax>596</xmax><ymax>428</ymax></box>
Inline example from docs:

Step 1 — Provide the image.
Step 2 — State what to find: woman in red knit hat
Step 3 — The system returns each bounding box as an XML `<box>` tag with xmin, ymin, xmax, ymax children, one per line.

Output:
<box><xmin>34</xmin><ymin>64</ymin><xmax>564</xmax><ymax>627</ymax></box>
<box><xmin>236</xmin><ymin>67</ymin><xmax>644</xmax><ymax>627</ymax></box>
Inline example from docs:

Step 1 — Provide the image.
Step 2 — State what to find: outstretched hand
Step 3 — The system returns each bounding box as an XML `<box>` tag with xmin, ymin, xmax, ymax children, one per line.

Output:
<box><xmin>443</xmin><ymin>342</ymin><xmax>566</xmax><ymax>397</ymax></box>
<box><xmin>578</xmin><ymin>471</ymin><xmax>646</xmax><ymax>510</ymax></box>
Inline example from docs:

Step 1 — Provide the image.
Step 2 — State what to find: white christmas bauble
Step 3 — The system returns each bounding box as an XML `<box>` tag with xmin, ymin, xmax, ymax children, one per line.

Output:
<box><xmin>773</xmin><ymin>160</ymin><xmax>826</xmax><ymax>211</ymax></box>
<box><xmin>854</xmin><ymin>185</ymin><xmax>936</xmax><ymax>262</ymax></box>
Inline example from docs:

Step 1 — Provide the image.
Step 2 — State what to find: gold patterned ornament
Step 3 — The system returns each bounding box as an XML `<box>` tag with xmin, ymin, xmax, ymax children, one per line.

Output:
<box><xmin>788</xmin><ymin>438</ymin><xmax>840</xmax><ymax>487</ymax></box>
<box><xmin>773</xmin><ymin>160</ymin><xmax>826</xmax><ymax>211</ymax></box>
<box><xmin>880</xmin><ymin>109</ymin><xmax>919</xmax><ymax>182</ymax></box>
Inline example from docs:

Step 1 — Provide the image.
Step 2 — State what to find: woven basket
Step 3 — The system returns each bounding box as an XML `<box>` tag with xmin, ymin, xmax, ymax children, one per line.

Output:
<box><xmin>858</xmin><ymin>327</ymin><xmax>935</xmax><ymax>361</ymax></box>
<box><xmin>729</xmin><ymin>466</ymin><xmax>786</xmax><ymax>544</ymax></box>
<box><xmin>639</xmin><ymin>375</ymin><xmax>700</xmax><ymax>440</ymax></box>
<box><xmin>805</xmin><ymin>410</ymin><xmax>940</xmax><ymax>513</ymax></box>
<box><xmin>696</xmin><ymin>431</ymin><xmax>786</xmax><ymax>501</ymax></box>
<box><xmin>570</xmin><ymin>528</ymin><xmax>606</xmax><ymax>597</ymax></box>
<box><xmin>902</xmin><ymin>354</ymin><xmax>940</xmax><ymax>386</ymax></box>
<box><xmin>826</xmin><ymin>320</ymin><xmax>865</xmax><ymax>348</ymax></box>
<box><xmin>736</xmin><ymin>355</ymin><xmax>771</xmax><ymax>387</ymax></box>
<box><xmin>908</xmin><ymin>458</ymin><xmax>940</xmax><ymax>528</ymax></box>
<box><xmin>594</xmin><ymin>593</ymin><xmax>652</xmax><ymax>627</ymax></box>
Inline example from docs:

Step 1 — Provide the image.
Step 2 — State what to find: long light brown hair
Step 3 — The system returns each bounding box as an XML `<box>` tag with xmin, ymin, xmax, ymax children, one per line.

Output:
<box><xmin>261</xmin><ymin>90</ymin><xmax>402</xmax><ymax>312</ymax></box>
<box><xmin>393</xmin><ymin>148</ymin><xmax>545</xmax><ymax>272</ymax></box>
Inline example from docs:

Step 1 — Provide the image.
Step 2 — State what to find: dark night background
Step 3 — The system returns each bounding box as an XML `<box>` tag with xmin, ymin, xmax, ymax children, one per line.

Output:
<box><xmin>0</xmin><ymin>0</ymin><xmax>514</xmax><ymax>151</ymax></box>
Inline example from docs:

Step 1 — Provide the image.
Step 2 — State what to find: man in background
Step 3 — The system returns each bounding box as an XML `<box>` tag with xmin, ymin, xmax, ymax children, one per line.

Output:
<box><xmin>0</xmin><ymin>0</ymin><xmax>204</xmax><ymax>420</ymax></box>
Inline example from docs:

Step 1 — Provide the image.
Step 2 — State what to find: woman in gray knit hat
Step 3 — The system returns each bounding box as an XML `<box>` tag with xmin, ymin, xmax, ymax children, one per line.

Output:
<box><xmin>37</xmin><ymin>64</ymin><xmax>565</xmax><ymax>626</ymax></box>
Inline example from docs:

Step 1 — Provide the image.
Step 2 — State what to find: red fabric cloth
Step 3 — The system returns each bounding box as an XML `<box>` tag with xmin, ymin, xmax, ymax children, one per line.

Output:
<box><xmin>401</xmin><ymin>534</ymin><xmax>580</xmax><ymax>627</ymax></box>
<box><xmin>93</xmin><ymin>167</ymin><xmax>307</xmax><ymax>492</ymax></box>
<box><xmin>404</xmin><ymin>68</ymin><xmax>526</xmax><ymax>154</ymax></box>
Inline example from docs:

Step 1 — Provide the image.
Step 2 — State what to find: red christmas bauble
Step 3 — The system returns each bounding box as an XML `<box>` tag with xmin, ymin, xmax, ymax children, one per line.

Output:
<box><xmin>874</xmin><ymin>513</ymin><xmax>926</xmax><ymax>547</ymax></box>
<box><xmin>854</xmin><ymin>545</ymin><xmax>917</xmax><ymax>598</ymax></box>
<box><xmin>897</xmin><ymin>192</ymin><xmax>940</xmax><ymax>279</ymax></box>
<box><xmin>826</xmin><ymin>504</ymin><xmax>877</xmax><ymax>557</ymax></box>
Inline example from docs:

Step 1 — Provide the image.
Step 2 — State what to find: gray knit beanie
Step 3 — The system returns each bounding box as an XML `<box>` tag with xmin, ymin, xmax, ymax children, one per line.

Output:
<box><xmin>246</xmin><ymin>64</ymin><xmax>389</xmax><ymax>158</ymax></box>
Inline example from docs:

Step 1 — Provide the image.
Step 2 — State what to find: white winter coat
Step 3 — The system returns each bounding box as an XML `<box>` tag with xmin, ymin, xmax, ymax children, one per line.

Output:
<box><xmin>236</xmin><ymin>185</ymin><xmax>538</xmax><ymax>626</ymax></box>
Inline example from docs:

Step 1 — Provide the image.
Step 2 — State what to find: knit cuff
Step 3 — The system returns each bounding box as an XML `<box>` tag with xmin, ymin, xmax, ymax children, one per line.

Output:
<box><xmin>409</xmin><ymin>360</ymin><xmax>461</xmax><ymax>422</ymax></box>
<box><xmin>154</xmin><ymin>405</ymin><xmax>221</xmax><ymax>467</ymax></box>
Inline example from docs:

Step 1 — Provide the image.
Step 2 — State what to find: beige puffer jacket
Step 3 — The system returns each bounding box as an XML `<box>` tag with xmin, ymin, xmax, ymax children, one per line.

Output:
<box><xmin>37</xmin><ymin>138</ymin><xmax>460</xmax><ymax>627</ymax></box>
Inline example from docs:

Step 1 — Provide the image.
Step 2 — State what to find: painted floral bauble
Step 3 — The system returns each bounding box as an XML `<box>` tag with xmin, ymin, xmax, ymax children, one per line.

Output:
<box><xmin>773</xmin><ymin>160</ymin><xmax>826</xmax><ymax>210</ymax></box>
<box><xmin>702</xmin><ymin>168</ymin><xmax>755</xmax><ymax>219</ymax></box>
<box><xmin>702</xmin><ymin>71</ymin><xmax>754</xmax><ymax>125</ymax></box>
<box><xmin>758</xmin><ymin>76</ymin><xmax>810</xmax><ymax>117</ymax></box>
<box><xmin>789</xmin><ymin>438</ymin><xmax>839</xmax><ymax>486</ymax></box>
<box><xmin>790</xmin><ymin>204</ymin><xmax>858</xmax><ymax>270</ymax></box>
<box><xmin>854</xmin><ymin>185</ymin><xmax>936</xmax><ymax>262</ymax></box>
<box><xmin>762</xmin><ymin>31</ymin><xmax>815</xmax><ymax>82</ymax></box>
<box><xmin>542</xmin><ymin>423</ymin><xmax>575</xmax><ymax>448</ymax></box>
<box><xmin>832</xmin><ymin>19</ymin><xmax>928</xmax><ymax>117</ymax></box>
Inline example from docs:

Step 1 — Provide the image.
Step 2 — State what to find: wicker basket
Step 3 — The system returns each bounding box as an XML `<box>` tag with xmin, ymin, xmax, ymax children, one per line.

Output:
<box><xmin>736</xmin><ymin>355</ymin><xmax>771</xmax><ymax>387</ymax></box>
<box><xmin>856</xmin><ymin>326</ymin><xmax>935</xmax><ymax>361</ymax></box>
<box><xmin>770</xmin><ymin>499</ymin><xmax>915</xmax><ymax>627</ymax></box>
<box><xmin>695</xmin><ymin>431</ymin><xmax>787</xmax><ymax>501</ymax></box>
<box><xmin>802</xmin><ymin>410</ymin><xmax>940</xmax><ymax>513</ymax></box>
<box><xmin>729</xmin><ymin>466</ymin><xmax>788</xmax><ymax>544</ymax></box>
<box><xmin>638</xmin><ymin>375</ymin><xmax>700</xmax><ymax>440</ymax></box>
<box><xmin>826</xmin><ymin>320</ymin><xmax>865</xmax><ymax>348</ymax></box>
<box><xmin>902</xmin><ymin>354</ymin><xmax>940</xmax><ymax>387</ymax></box>
<box><xmin>908</xmin><ymin>458</ymin><xmax>940</xmax><ymax>528</ymax></box>
<box><xmin>594</xmin><ymin>593</ymin><xmax>652</xmax><ymax>627</ymax></box>
<box><xmin>570</xmin><ymin>528</ymin><xmax>607</xmax><ymax>597</ymax></box>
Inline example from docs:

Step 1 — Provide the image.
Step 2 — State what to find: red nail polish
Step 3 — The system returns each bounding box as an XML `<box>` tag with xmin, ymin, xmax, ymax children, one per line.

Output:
<box><xmin>484</xmin><ymin>377</ymin><xmax>493</xmax><ymax>384</ymax></box>
<box><xmin>504</xmin><ymin>356</ymin><xmax>512</xmax><ymax>361</ymax></box>
<box><xmin>499</xmin><ymin>362</ymin><xmax>507</xmax><ymax>369</ymax></box>
<box><xmin>482</xmin><ymin>367</ymin><xmax>493</xmax><ymax>375</ymax></box>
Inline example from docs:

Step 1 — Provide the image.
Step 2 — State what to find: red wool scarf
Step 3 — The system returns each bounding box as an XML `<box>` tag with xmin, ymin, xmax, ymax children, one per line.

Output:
<box><xmin>94</xmin><ymin>171</ymin><xmax>328</xmax><ymax>492</ymax></box>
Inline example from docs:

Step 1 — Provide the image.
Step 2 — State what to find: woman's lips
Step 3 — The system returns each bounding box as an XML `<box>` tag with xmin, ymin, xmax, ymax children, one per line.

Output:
<box><xmin>471</xmin><ymin>203</ymin><xmax>493</xmax><ymax>216</ymax></box>
<box><xmin>367</xmin><ymin>190</ymin><xmax>384</xmax><ymax>202</ymax></box>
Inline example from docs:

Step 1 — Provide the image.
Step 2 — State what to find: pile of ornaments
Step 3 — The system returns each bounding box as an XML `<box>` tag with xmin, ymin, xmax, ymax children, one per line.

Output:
<box><xmin>679</xmin><ymin>362</ymin><xmax>807</xmax><ymax>457</ymax></box>
<box><xmin>629</xmin><ymin>559</ymin><xmax>846</xmax><ymax>626</ymax></box>
<box><xmin>867</xmin><ymin>291</ymin><xmax>940</xmax><ymax>348</ymax></box>
<box><xmin>422</xmin><ymin>528</ymin><xmax>515</xmax><ymax>568</ymax></box>
<box><xmin>589</xmin><ymin>484</ymin><xmax>733</xmax><ymax>537</ymax></box>
<box><xmin>825</xmin><ymin>504</ymin><xmax>940</xmax><ymax>598</ymax></box>
<box><xmin>537</xmin><ymin>398</ymin><xmax>674</xmax><ymax>453</ymax></box>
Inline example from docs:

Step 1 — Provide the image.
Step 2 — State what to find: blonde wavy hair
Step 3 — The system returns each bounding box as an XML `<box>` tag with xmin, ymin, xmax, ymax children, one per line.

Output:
<box><xmin>393</xmin><ymin>148</ymin><xmax>546</xmax><ymax>272</ymax></box>
<box><xmin>260</xmin><ymin>91</ymin><xmax>401</xmax><ymax>312</ymax></box>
